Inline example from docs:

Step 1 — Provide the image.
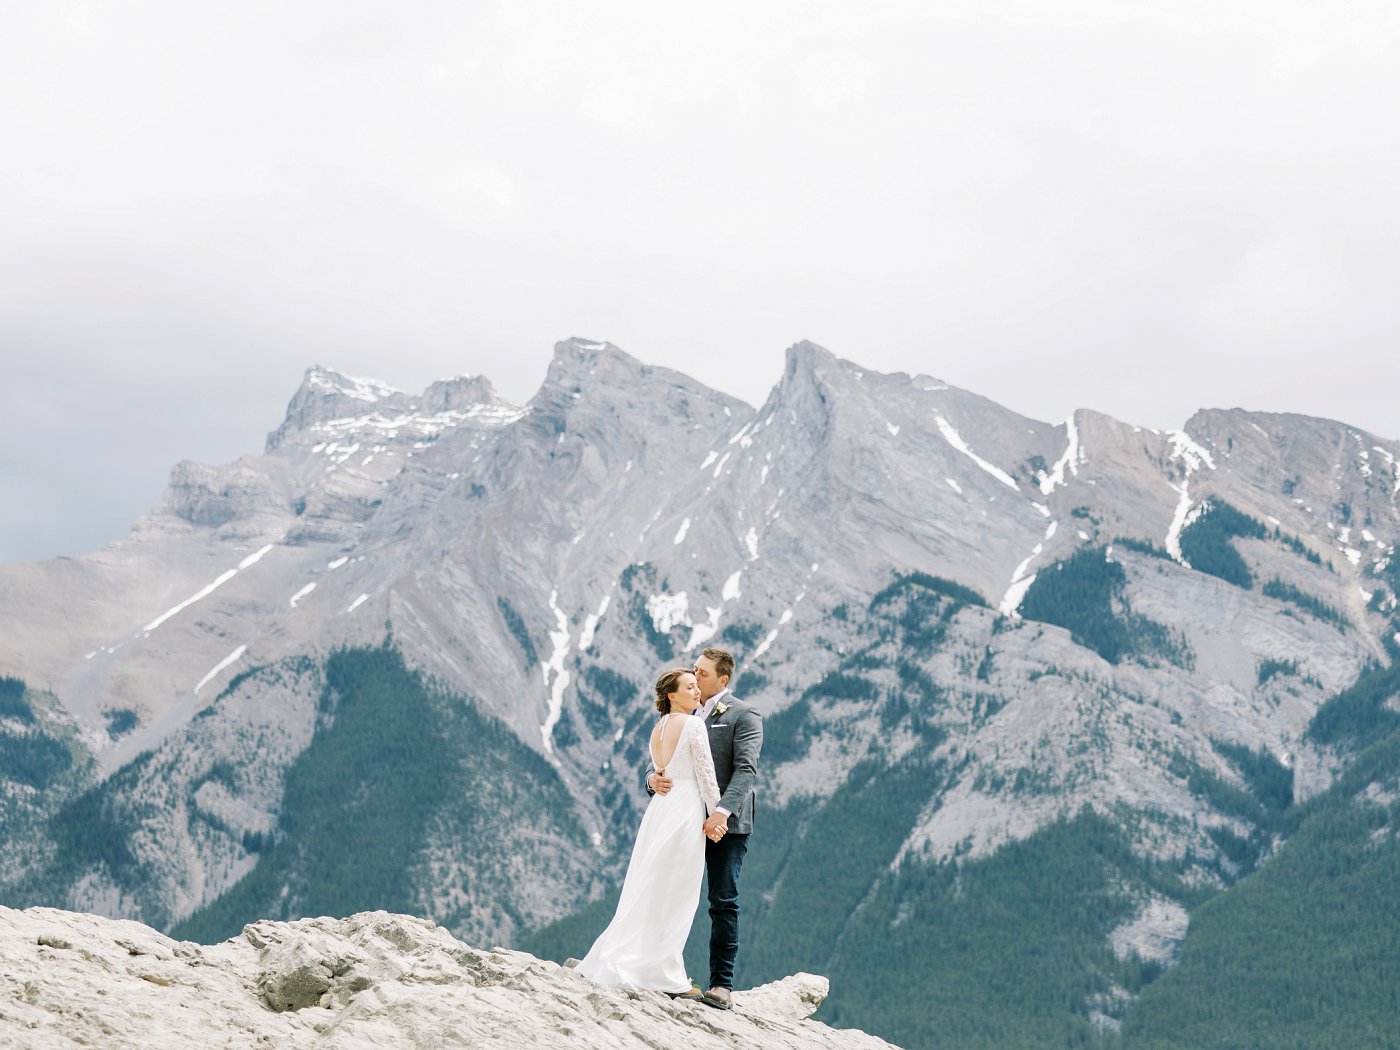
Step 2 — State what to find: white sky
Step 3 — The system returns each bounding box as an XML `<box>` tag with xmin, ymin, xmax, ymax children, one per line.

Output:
<box><xmin>2</xmin><ymin>1</ymin><xmax>1398</xmax><ymax>562</ymax></box>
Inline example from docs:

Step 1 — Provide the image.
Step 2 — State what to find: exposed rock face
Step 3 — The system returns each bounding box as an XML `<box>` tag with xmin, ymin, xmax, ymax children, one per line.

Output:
<box><xmin>264</xmin><ymin>366</ymin><xmax>519</xmax><ymax>453</ymax></box>
<box><xmin>1109</xmin><ymin>895</ymin><xmax>1191</xmax><ymax>966</ymax></box>
<box><xmin>0</xmin><ymin>905</ymin><xmax>896</xmax><ymax>1050</ymax></box>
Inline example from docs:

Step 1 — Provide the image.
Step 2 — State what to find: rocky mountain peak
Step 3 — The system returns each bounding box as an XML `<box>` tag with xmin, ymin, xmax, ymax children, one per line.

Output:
<box><xmin>524</xmin><ymin>337</ymin><xmax>752</xmax><ymax>439</ymax></box>
<box><xmin>784</xmin><ymin>338</ymin><xmax>839</xmax><ymax>371</ymax></box>
<box><xmin>773</xmin><ymin>340</ymin><xmax>934</xmax><ymax>414</ymax></box>
<box><xmin>306</xmin><ymin>365</ymin><xmax>403</xmax><ymax>402</ymax></box>
<box><xmin>547</xmin><ymin>336</ymin><xmax>633</xmax><ymax>378</ymax></box>
<box><xmin>760</xmin><ymin>341</ymin><xmax>850</xmax><ymax>432</ymax></box>
<box><xmin>266</xmin><ymin>366</ymin><xmax>520</xmax><ymax>451</ymax></box>
<box><xmin>777</xmin><ymin>340</ymin><xmax>846</xmax><ymax>395</ymax></box>
<box><xmin>267</xmin><ymin>366</ymin><xmax>404</xmax><ymax>451</ymax></box>
<box><xmin>541</xmin><ymin>337</ymin><xmax>743</xmax><ymax>404</ymax></box>
<box><xmin>418</xmin><ymin>373</ymin><xmax>510</xmax><ymax>415</ymax></box>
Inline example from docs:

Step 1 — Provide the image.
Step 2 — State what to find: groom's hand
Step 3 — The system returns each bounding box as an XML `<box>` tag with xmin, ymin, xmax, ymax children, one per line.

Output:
<box><xmin>703</xmin><ymin>812</ymin><xmax>728</xmax><ymax>841</ymax></box>
<box><xmin>648</xmin><ymin>770</ymin><xmax>673</xmax><ymax>795</ymax></box>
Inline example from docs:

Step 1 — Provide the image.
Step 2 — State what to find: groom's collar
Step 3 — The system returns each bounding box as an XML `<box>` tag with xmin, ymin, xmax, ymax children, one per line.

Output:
<box><xmin>699</xmin><ymin>688</ymin><xmax>730</xmax><ymax>720</ymax></box>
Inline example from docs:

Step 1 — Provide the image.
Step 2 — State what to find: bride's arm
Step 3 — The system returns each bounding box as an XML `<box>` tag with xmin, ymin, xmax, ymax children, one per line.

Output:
<box><xmin>687</xmin><ymin>718</ymin><xmax>722</xmax><ymax>812</ymax></box>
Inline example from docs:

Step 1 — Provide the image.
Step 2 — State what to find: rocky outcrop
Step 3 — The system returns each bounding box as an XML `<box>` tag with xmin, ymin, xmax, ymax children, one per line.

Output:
<box><xmin>0</xmin><ymin>905</ymin><xmax>896</xmax><ymax>1050</ymax></box>
<box><xmin>265</xmin><ymin>366</ymin><xmax>519</xmax><ymax>452</ymax></box>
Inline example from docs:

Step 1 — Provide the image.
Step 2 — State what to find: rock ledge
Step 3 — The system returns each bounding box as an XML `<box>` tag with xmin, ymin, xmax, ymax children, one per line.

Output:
<box><xmin>0</xmin><ymin>906</ymin><xmax>900</xmax><ymax>1049</ymax></box>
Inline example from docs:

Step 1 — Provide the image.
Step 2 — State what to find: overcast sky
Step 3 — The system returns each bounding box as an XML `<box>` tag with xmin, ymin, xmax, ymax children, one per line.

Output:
<box><xmin>3</xmin><ymin>1</ymin><xmax>1398</xmax><ymax>563</ymax></box>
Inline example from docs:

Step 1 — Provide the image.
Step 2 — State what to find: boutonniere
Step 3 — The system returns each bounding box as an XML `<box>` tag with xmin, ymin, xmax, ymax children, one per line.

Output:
<box><xmin>714</xmin><ymin>701</ymin><xmax>729</xmax><ymax>717</ymax></box>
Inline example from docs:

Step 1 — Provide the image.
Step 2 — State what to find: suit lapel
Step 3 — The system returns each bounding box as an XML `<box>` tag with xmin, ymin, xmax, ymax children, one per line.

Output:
<box><xmin>705</xmin><ymin>692</ymin><xmax>735</xmax><ymax>725</ymax></box>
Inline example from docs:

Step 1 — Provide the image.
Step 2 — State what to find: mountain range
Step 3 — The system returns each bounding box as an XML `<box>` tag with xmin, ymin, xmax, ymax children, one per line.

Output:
<box><xmin>2</xmin><ymin>338</ymin><xmax>1398</xmax><ymax>1048</ymax></box>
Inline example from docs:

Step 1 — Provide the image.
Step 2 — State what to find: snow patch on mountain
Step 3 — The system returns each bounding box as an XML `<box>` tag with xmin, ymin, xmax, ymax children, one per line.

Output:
<box><xmin>646</xmin><ymin>593</ymin><xmax>691</xmax><ymax>634</ymax></box>
<box><xmin>578</xmin><ymin>594</ymin><xmax>611</xmax><ymax>652</ymax></box>
<box><xmin>999</xmin><ymin>573</ymin><xmax>1037</xmax><ymax>617</ymax></box>
<box><xmin>309</xmin><ymin>369</ymin><xmax>401</xmax><ymax>402</ymax></box>
<box><xmin>933</xmin><ymin>415</ymin><xmax>1020</xmax><ymax>490</ymax></box>
<box><xmin>686</xmin><ymin>605</ymin><xmax>724</xmax><ymax>651</ymax></box>
<box><xmin>1166</xmin><ymin>430</ymin><xmax>1216</xmax><ymax>472</ymax></box>
<box><xmin>1165</xmin><ymin>484</ymin><xmax>1196</xmax><ymax>566</ymax></box>
<box><xmin>194</xmin><ymin>645</ymin><xmax>247</xmax><ymax>695</ymax></box>
<box><xmin>1038</xmin><ymin>413</ymin><xmax>1081</xmax><ymax>495</ymax></box>
<box><xmin>539</xmin><ymin>591</ymin><xmax>572</xmax><ymax>754</ymax></box>
<box><xmin>722</xmin><ymin>570</ymin><xmax>743</xmax><ymax>602</ymax></box>
<box><xmin>143</xmin><ymin>545</ymin><xmax>275</xmax><ymax>633</ymax></box>
<box><xmin>753</xmin><ymin>626</ymin><xmax>781</xmax><ymax>660</ymax></box>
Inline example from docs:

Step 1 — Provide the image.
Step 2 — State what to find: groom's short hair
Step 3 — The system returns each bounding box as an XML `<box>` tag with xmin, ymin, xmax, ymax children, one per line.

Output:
<box><xmin>701</xmin><ymin>647</ymin><xmax>735</xmax><ymax>682</ymax></box>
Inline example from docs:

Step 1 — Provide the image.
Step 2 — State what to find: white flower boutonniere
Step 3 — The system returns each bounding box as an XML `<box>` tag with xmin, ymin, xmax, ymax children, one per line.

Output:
<box><xmin>714</xmin><ymin>701</ymin><xmax>730</xmax><ymax>717</ymax></box>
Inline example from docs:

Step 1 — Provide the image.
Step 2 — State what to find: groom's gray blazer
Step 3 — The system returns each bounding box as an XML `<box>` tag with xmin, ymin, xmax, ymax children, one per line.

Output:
<box><xmin>646</xmin><ymin>695</ymin><xmax>763</xmax><ymax>835</ymax></box>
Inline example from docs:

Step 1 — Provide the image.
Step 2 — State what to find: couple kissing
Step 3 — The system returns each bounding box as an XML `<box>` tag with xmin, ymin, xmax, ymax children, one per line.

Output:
<box><xmin>576</xmin><ymin>646</ymin><xmax>764</xmax><ymax>1010</ymax></box>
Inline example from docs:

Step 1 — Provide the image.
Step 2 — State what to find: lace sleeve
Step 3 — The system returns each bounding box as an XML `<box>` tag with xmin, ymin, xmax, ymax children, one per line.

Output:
<box><xmin>687</xmin><ymin>717</ymin><xmax>721</xmax><ymax>812</ymax></box>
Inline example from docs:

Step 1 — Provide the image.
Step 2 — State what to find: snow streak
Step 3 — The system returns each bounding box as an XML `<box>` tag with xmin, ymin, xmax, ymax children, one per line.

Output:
<box><xmin>686</xmin><ymin>605</ymin><xmax>724</xmax><ymax>651</ymax></box>
<box><xmin>578</xmin><ymin>594</ymin><xmax>611</xmax><ymax>652</ymax></box>
<box><xmin>722</xmin><ymin>570</ymin><xmax>743</xmax><ymax>601</ymax></box>
<box><xmin>194</xmin><ymin>645</ymin><xmax>247</xmax><ymax>694</ymax></box>
<box><xmin>539</xmin><ymin>590</ymin><xmax>572</xmax><ymax>755</ymax></box>
<box><xmin>1165</xmin><ymin>485</ymin><xmax>1200</xmax><ymax>566</ymax></box>
<box><xmin>934</xmin><ymin>415</ymin><xmax>1019</xmax><ymax>490</ymax></box>
<box><xmin>744</xmin><ymin>527</ymin><xmax>760</xmax><ymax>561</ymax></box>
<box><xmin>143</xmin><ymin>544</ymin><xmax>274</xmax><ymax>632</ymax></box>
<box><xmin>1162</xmin><ymin>428</ymin><xmax>1217</xmax><ymax>566</ymax></box>
<box><xmin>1038</xmin><ymin>414</ymin><xmax>1081</xmax><ymax>495</ymax></box>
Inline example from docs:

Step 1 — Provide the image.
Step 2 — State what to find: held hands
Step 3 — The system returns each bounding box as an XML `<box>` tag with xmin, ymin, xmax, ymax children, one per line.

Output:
<box><xmin>702</xmin><ymin>812</ymin><xmax>728</xmax><ymax>843</ymax></box>
<box><xmin>648</xmin><ymin>769</ymin><xmax>673</xmax><ymax>795</ymax></box>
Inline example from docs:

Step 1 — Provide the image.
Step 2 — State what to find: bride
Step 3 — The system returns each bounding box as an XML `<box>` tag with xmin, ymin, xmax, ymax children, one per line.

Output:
<box><xmin>576</xmin><ymin>667</ymin><xmax>721</xmax><ymax>996</ymax></box>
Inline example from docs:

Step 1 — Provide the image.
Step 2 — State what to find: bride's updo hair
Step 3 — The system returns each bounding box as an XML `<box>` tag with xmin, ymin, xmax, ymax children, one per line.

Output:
<box><xmin>654</xmin><ymin>667</ymin><xmax>694</xmax><ymax>713</ymax></box>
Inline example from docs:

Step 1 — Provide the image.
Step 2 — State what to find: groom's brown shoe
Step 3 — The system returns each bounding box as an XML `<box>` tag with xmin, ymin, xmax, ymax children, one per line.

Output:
<box><xmin>700</xmin><ymin>986</ymin><xmax>733</xmax><ymax>1010</ymax></box>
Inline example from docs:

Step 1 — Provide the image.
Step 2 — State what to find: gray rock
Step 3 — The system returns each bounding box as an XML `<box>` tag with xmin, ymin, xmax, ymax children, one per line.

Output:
<box><xmin>0</xmin><ymin>905</ymin><xmax>899</xmax><ymax>1049</ymax></box>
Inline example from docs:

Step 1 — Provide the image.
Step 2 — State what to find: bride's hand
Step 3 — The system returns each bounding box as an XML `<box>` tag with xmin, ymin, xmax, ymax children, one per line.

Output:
<box><xmin>703</xmin><ymin>812</ymin><xmax>728</xmax><ymax>842</ymax></box>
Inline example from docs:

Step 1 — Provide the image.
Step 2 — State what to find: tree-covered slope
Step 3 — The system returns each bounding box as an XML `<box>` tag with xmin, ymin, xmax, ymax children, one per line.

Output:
<box><xmin>0</xmin><ymin>677</ymin><xmax>93</xmax><ymax>889</ymax></box>
<box><xmin>171</xmin><ymin>646</ymin><xmax>596</xmax><ymax>944</ymax></box>
<box><xmin>1118</xmin><ymin>679</ymin><xmax>1400</xmax><ymax>1049</ymax></box>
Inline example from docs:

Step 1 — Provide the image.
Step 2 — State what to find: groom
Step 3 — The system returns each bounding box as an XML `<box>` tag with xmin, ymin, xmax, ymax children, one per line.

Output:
<box><xmin>645</xmin><ymin>645</ymin><xmax>763</xmax><ymax>1011</ymax></box>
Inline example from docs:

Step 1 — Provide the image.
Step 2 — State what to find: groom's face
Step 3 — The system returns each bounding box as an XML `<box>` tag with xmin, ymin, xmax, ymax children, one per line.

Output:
<box><xmin>693</xmin><ymin>654</ymin><xmax>728</xmax><ymax>701</ymax></box>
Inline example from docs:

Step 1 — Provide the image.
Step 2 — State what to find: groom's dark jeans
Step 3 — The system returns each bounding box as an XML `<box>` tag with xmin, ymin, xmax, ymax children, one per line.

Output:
<box><xmin>704</xmin><ymin>832</ymin><xmax>749</xmax><ymax>990</ymax></box>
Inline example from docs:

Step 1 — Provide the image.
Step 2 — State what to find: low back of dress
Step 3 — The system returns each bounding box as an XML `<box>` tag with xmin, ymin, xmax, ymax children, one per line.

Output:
<box><xmin>650</xmin><ymin>715</ymin><xmax>697</xmax><ymax>788</ymax></box>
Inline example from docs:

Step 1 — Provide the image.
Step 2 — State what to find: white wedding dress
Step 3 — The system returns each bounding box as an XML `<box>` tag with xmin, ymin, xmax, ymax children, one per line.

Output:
<box><xmin>577</xmin><ymin>713</ymin><xmax>721</xmax><ymax>993</ymax></box>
